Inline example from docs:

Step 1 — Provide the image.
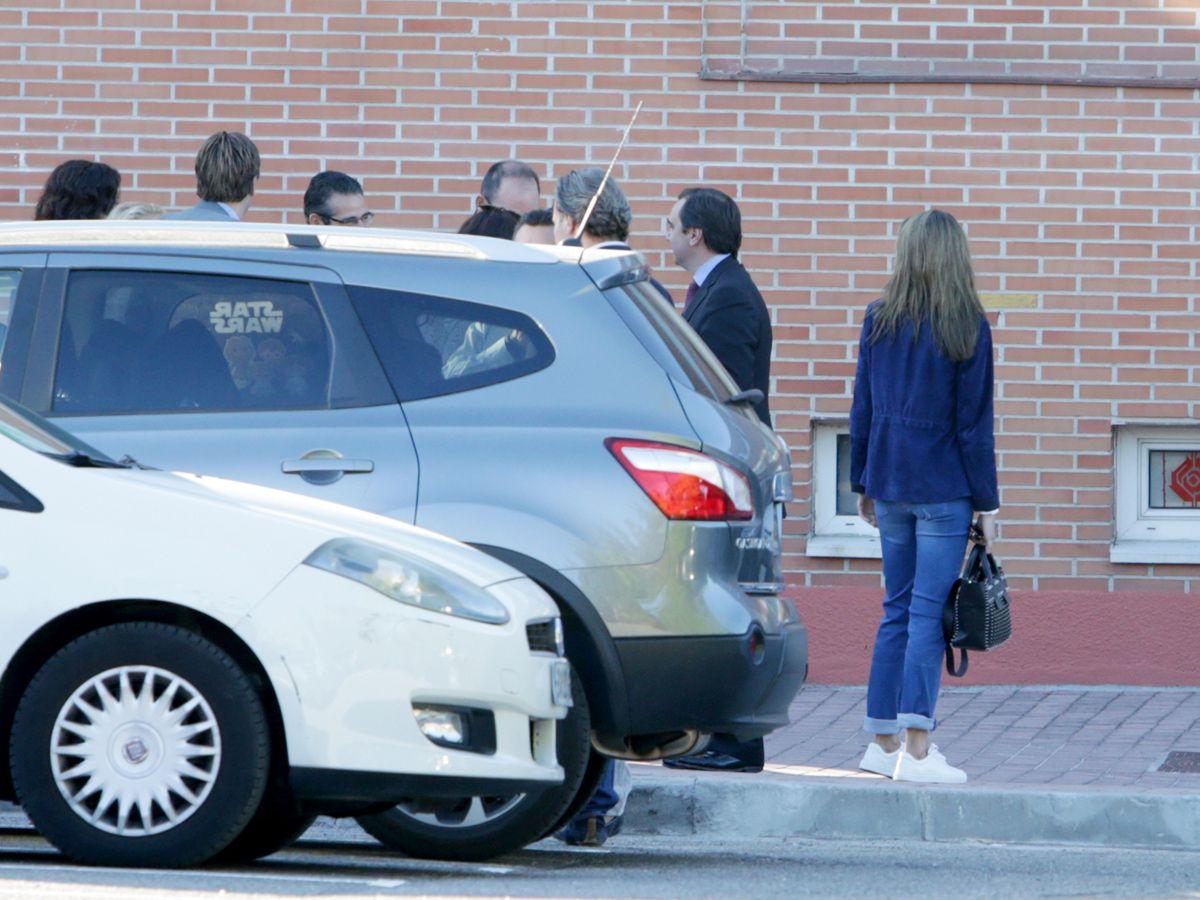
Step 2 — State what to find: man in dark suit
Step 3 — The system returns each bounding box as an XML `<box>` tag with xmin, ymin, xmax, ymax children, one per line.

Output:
<box><xmin>662</xmin><ymin>187</ymin><xmax>772</xmax><ymax>773</ymax></box>
<box><xmin>164</xmin><ymin>131</ymin><xmax>260</xmax><ymax>222</ymax></box>
<box><xmin>666</xmin><ymin>187</ymin><xmax>772</xmax><ymax>427</ymax></box>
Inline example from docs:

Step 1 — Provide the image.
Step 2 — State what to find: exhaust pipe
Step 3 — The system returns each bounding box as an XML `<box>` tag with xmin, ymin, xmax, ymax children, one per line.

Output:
<box><xmin>591</xmin><ymin>729</ymin><xmax>711</xmax><ymax>761</ymax></box>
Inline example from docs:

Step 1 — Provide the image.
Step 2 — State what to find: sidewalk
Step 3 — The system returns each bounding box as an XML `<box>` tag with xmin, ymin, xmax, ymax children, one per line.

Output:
<box><xmin>625</xmin><ymin>685</ymin><xmax>1200</xmax><ymax>848</ymax></box>
<box><xmin>766</xmin><ymin>684</ymin><xmax>1200</xmax><ymax>788</ymax></box>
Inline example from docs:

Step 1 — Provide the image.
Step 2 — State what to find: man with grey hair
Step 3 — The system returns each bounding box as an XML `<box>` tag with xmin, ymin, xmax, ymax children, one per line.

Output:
<box><xmin>165</xmin><ymin>131</ymin><xmax>260</xmax><ymax>222</ymax></box>
<box><xmin>551</xmin><ymin>167</ymin><xmax>673</xmax><ymax>306</ymax></box>
<box><xmin>475</xmin><ymin>159</ymin><xmax>542</xmax><ymax>217</ymax></box>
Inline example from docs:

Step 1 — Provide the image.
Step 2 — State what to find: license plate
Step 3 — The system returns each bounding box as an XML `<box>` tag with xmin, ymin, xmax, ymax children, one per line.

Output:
<box><xmin>550</xmin><ymin>659</ymin><xmax>574</xmax><ymax>708</ymax></box>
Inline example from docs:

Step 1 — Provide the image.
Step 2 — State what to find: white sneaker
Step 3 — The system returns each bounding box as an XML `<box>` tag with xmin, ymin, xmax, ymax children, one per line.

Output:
<box><xmin>894</xmin><ymin>744</ymin><xmax>967</xmax><ymax>784</ymax></box>
<box><xmin>858</xmin><ymin>741</ymin><xmax>903</xmax><ymax>778</ymax></box>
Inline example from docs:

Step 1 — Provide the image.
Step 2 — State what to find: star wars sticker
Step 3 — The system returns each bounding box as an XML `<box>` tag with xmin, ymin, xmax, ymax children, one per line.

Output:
<box><xmin>209</xmin><ymin>300</ymin><xmax>284</xmax><ymax>335</ymax></box>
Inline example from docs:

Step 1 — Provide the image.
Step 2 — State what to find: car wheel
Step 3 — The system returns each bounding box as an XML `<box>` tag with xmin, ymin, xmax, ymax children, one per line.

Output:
<box><xmin>355</xmin><ymin>664</ymin><xmax>591</xmax><ymax>861</ymax></box>
<box><xmin>9</xmin><ymin>622</ymin><xmax>270</xmax><ymax>868</ymax></box>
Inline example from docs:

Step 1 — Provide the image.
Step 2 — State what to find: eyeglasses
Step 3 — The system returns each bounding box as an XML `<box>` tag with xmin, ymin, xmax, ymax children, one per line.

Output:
<box><xmin>320</xmin><ymin>211</ymin><xmax>374</xmax><ymax>226</ymax></box>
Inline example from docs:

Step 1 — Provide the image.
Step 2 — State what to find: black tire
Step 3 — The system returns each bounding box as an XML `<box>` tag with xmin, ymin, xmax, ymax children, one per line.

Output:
<box><xmin>538</xmin><ymin>747</ymin><xmax>610</xmax><ymax>841</ymax></box>
<box><xmin>10</xmin><ymin>622</ymin><xmax>270</xmax><ymax>868</ymax></box>
<box><xmin>215</xmin><ymin>784</ymin><xmax>317</xmax><ymax>862</ymax></box>
<box><xmin>355</xmin><ymin>664</ymin><xmax>591</xmax><ymax>861</ymax></box>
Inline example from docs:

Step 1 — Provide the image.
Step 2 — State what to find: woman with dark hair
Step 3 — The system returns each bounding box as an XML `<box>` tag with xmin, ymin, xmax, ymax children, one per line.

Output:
<box><xmin>34</xmin><ymin>160</ymin><xmax>121</xmax><ymax>221</ymax></box>
<box><xmin>851</xmin><ymin>209</ymin><xmax>999</xmax><ymax>785</ymax></box>
<box><xmin>457</xmin><ymin>205</ymin><xmax>519</xmax><ymax>240</ymax></box>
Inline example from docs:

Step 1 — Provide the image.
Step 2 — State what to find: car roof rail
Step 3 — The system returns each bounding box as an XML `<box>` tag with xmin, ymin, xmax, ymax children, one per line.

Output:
<box><xmin>0</xmin><ymin>221</ymin><xmax>558</xmax><ymax>264</ymax></box>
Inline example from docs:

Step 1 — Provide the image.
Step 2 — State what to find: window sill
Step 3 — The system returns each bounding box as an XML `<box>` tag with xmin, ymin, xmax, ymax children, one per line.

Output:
<box><xmin>1110</xmin><ymin>540</ymin><xmax>1200</xmax><ymax>565</ymax></box>
<box><xmin>806</xmin><ymin>534</ymin><xmax>882</xmax><ymax>559</ymax></box>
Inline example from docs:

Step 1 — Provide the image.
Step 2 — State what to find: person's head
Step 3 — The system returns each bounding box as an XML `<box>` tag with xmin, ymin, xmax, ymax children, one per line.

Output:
<box><xmin>476</xmin><ymin>160</ymin><xmax>541</xmax><ymax>216</ymax></box>
<box><xmin>303</xmin><ymin>170</ymin><xmax>372</xmax><ymax>226</ymax></box>
<box><xmin>871</xmin><ymin>209</ymin><xmax>984</xmax><ymax>362</ymax></box>
<box><xmin>34</xmin><ymin>160</ymin><xmax>121</xmax><ymax>221</ymax></box>
<box><xmin>194</xmin><ymin>131</ymin><xmax>260</xmax><ymax>205</ymax></box>
<box><xmin>513</xmin><ymin>207</ymin><xmax>555</xmax><ymax>245</ymax></box>
<box><xmin>457</xmin><ymin>205</ymin><xmax>519</xmax><ymax>240</ymax></box>
<box><xmin>666</xmin><ymin>187</ymin><xmax>741</xmax><ymax>273</ymax></box>
<box><xmin>106</xmin><ymin>201</ymin><xmax>164</xmax><ymax>221</ymax></box>
<box><xmin>552</xmin><ymin>167</ymin><xmax>632</xmax><ymax>246</ymax></box>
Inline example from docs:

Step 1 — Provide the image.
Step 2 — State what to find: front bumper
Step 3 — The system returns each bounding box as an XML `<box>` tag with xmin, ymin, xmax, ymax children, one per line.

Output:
<box><xmin>613</xmin><ymin>619</ymin><xmax>808</xmax><ymax>743</ymax></box>
<box><xmin>237</xmin><ymin>566</ymin><xmax>566</xmax><ymax>790</ymax></box>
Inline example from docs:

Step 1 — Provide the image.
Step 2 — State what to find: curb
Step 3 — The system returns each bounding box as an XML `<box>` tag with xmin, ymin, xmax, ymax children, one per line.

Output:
<box><xmin>623</xmin><ymin>775</ymin><xmax>1200</xmax><ymax>849</ymax></box>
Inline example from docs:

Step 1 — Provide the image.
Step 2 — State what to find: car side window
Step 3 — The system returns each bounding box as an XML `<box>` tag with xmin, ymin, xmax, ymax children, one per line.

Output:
<box><xmin>348</xmin><ymin>285</ymin><xmax>554</xmax><ymax>401</ymax></box>
<box><xmin>53</xmin><ymin>270</ymin><xmax>335</xmax><ymax>415</ymax></box>
<box><xmin>0</xmin><ymin>269</ymin><xmax>22</xmax><ymax>358</ymax></box>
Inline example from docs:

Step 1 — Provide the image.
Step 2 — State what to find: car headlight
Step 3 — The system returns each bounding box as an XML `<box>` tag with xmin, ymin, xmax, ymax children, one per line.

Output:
<box><xmin>304</xmin><ymin>538</ymin><xmax>510</xmax><ymax>625</ymax></box>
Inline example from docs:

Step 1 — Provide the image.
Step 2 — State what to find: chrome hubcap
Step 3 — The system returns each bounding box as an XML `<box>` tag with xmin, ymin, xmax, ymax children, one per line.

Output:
<box><xmin>51</xmin><ymin>665</ymin><xmax>222</xmax><ymax>836</ymax></box>
<box><xmin>397</xmin><ymin>794</ymin><xmax>526</xmax><ymax>828</ymax></box>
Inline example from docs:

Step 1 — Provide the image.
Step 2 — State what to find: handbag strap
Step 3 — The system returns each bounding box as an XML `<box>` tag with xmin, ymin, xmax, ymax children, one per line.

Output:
<box><xmin>971</xmin><ymin>544</ymin><xmax>994</xmax><ymax>581</ymax></box>
<box><xmin>945</xmin><ymin>644</ymin><xmax>969</xmax><ymax>677</ymax></box>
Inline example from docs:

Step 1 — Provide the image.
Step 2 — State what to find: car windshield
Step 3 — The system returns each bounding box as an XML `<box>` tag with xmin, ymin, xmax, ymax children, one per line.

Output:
<box><xmin>0</xmin><ymin>396</ymin><xmax>121</xmax><ymax>464</ymax></box>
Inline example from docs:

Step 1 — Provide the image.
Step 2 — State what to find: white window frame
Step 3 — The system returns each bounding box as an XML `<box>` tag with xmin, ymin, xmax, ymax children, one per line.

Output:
<box><xmin>807</xmin><ymin>420</ymin><xmax>880</xmax><ymax>559</ymax></box>
<box><xmin>1112</xmin><ymin>424</ymin><xmax>1200</xmax><ymax>564</ymax></box>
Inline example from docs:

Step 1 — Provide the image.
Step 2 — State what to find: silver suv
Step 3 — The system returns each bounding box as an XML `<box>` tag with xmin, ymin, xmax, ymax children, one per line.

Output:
<box><xmin>0</xmin><ymin>221</ymin><xmax>807</xmax><ymax>859</ymax></box>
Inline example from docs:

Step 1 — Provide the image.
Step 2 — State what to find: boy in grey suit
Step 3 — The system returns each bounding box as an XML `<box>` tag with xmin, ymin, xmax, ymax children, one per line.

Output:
<box><xmin>165</xmin><ymin>131</ymin><xmax>260</xmax><ymax>222</ymax></box>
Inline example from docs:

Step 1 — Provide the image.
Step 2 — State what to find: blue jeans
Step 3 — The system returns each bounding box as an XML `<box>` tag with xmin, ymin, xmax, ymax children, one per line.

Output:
<box><xmin>864</xmin><ymin>499</ymin><xmax>972</xmax><ymax>734</ymax></box>
<box><xmin>577</xmin><ymin>759</ymin><xmax>631</xmax><ymax>819</ymax></box>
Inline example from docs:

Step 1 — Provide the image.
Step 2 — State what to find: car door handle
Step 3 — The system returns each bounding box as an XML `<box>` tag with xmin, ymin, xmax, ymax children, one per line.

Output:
<box><xmin>281</xmin><ymin>458</ymin><xmax>375</xmax><ymax>475</ymax></box>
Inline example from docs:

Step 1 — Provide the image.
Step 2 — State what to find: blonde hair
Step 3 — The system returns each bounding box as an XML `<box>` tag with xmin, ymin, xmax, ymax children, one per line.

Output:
<box><xmin>107</xmin><ymin>201</ymin><xmax>164</xmax><ymax>220</ymax></box>
<box><xmin>871</xmin><ymin>209</ymin><xmax>984</xmax><ymax>362</ymax></box>
<box><xmin>194</xmin><ymin>131</ymin><xmax>260</xmax><ymax>203</ymax></box>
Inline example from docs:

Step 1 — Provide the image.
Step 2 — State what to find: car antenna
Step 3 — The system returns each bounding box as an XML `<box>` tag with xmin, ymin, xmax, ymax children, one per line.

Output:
<box><xmin>573</xmin><ymin>100</ymin><xmax>643</xmax><ymax>246</ymax></box>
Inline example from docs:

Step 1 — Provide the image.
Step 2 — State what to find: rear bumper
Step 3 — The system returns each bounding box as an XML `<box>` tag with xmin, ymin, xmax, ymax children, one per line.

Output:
<box><xmin>613</xmin><ymin>620</ymin><xmax>808</xmax><ymax>743</ymax></box>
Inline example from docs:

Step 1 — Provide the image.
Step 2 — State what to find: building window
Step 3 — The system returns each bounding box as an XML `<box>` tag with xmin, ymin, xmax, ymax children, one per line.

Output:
<box><xmin>1112</xmin><ymin>426</ymin><xmax>1200</xmax><ymax>564</ymax></box>
<box><xmin>807</xmin><ymin>421</ymin><xmax>880</xmax><ymax>559</ymax></box>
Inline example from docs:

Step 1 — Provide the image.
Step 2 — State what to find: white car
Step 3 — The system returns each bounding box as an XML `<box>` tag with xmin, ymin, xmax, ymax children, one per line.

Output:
<box><xmin>0</xmin><ymin>398</ymin><xmax>571</xmax><ymax>868</ymax></box>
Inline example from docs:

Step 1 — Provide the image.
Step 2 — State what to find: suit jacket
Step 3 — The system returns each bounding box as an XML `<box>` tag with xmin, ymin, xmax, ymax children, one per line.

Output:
<box><xmin>163</xmin><ymin>201</ymin><xmax>239</xmax><ymax>222</ymax></box>
<box><xmin>849</xmin><ymin>301</ymin><xmax>999</xmax><ymax>511</ymax></box>
<box><xmin>683</xmin><ymin>255</ymin><xmax>772</xmax><ymax>426</ymax></box>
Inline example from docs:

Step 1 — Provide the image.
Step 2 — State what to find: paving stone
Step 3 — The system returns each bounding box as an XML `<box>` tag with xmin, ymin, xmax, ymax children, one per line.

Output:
<box><xmin>766</xmin><ymin>685</ymin><xmax>1200</xmax><ymax>793</ymax></box>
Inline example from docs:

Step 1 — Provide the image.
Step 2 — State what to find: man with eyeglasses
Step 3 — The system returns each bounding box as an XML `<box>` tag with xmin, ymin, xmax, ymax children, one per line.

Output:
<box><xmin>303</xmin><ymin>170</ymin><xmax>374</xmax><ymax>226</ymax></box>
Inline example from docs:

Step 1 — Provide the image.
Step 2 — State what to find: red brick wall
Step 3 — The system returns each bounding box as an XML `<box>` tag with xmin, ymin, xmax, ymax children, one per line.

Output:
<box><xmin>703</xmin><ymin>0</ymin><xmax>1200</xmax><ymax>84</ymax></box>
<box><xmin>2</xmin><ymin>1</ymin><xmax>1198</xmax><ymax>596</ymax></box>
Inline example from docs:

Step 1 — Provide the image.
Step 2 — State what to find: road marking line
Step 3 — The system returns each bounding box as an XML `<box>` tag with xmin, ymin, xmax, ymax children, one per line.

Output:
<box><xmin>0</xmin><ymin>862</ymin><xmax>406</xmax><ymax>888</ymax></box>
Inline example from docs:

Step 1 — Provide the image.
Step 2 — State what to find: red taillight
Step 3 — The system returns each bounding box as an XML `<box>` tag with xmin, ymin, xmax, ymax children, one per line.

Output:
<box><xmin>605</xmin><ymin>438</ymin><xmax>754</xmax><ymax>521</ymax></box>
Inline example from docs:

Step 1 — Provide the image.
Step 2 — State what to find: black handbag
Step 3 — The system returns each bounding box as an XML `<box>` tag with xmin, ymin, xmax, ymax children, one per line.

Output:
<box><xmin>942</xmin><ymin>542</ymin><xmax>1012</xmax><ymax>677</ymax></box>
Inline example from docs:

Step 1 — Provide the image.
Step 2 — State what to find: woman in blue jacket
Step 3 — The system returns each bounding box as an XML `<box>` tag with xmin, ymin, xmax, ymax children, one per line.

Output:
<box><xmin>850</xmin><ymin>209</ymin><xmax>999</xmax><ymax>784</ymax></box>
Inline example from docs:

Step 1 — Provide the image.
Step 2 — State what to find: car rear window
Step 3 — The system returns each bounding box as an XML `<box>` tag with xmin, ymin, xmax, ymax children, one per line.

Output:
<box><xmin>603</xmin><ymin>281</ymin><xmax>737</xmax><ymax>405</ymax></box>
<box><xmin>348</xmin><ymin>285</ymin><xmax>555</xmax><ymax>402</ymax></box>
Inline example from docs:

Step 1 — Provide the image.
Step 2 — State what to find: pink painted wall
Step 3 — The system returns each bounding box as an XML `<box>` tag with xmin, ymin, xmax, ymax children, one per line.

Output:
<box><xmin>792</xmin><ymin>588</ymin><xmax>1200</xmax><ymax>687</ymax></box>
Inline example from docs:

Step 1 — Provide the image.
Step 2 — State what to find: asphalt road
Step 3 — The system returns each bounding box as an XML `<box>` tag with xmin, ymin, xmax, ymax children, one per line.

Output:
<box><xmin>0</xmin><ymin>821</ymin><xmax>1197</xmax><ymax>899</ymax></box>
